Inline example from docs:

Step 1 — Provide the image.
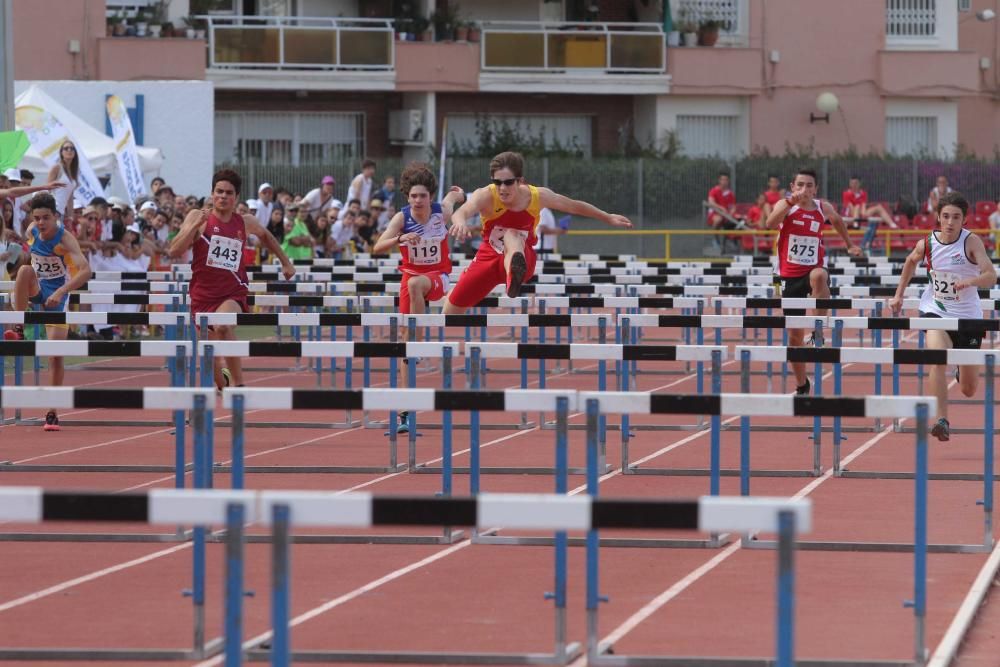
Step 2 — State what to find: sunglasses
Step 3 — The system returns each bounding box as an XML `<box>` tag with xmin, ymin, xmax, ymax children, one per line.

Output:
<box><xmin>61</xmin><ymin>146</ymin><xmax>75</xmax><ymax>152</ymax></box>
<box><xmin>491</xmin><ymin>178</ymin><xmax>518</xmax><ymax>187</ymax></box>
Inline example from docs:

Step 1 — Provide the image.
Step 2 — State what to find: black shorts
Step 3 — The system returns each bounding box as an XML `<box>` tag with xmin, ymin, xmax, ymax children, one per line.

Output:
<box><xmin>776</xmin><ymin>271</ymin><xmax>827</xmax><ymax>316</ymax></box>
<box><xmin>919</xmin><ymin>311</ymin><xmax>984</xmax><ymax>350</ymax></box>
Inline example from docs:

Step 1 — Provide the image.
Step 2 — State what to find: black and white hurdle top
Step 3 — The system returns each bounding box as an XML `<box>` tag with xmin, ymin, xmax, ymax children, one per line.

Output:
<box><xmin>0</xmin><ymin>487</ymin><xmax>811</xmax><ymax>534</ymax></box>
<box><xmin>735</xmin><ymin>345</ymin><xmax>1000</xmax><ymax>366</ymax></box>
<box><xmin>0</xmin><ymin>387</ymin><xmax>214</xmax><ymax>409</ymax></box>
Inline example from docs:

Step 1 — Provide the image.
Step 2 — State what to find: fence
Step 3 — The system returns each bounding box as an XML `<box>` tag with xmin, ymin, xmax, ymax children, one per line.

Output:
<box><xmin>219</xmin><ymin>156</ymin><xmax>1000</xmax><ymax>256</ymax></box>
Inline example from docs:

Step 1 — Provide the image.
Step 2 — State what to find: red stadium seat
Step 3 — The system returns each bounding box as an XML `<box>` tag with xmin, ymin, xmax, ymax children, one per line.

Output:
<box><xmin>969</xmin><ymin>213</ymin><xmax>994</xmax><ymax>251</ymax></box>
<box><xmin>890</xmin><ymin>215</ymin><xmax>910</xmax><ymax>252</ymax></box>
<box><xmin>976</xmin><ymin>200</ymin><xmax>998</xmax><ymax>217</ymax></box>
<box><xmin>911</xmin><ymin>214</ymin><xmax>935</xmax><ymax>231</ymax></box>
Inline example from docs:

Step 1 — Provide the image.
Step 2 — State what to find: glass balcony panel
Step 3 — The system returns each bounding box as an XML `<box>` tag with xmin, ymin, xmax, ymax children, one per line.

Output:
<box><xmin>610</xmin><ymin>33</ymin><xmax>663</xmax><ymax>70</ymax></box>
<box><xmin>547</xmin><ymin>33</ymin><xmax>608</xmax><ymax>68</ymax></box>
<box><xmin>283</xmin><ymin>28</ymin><xmax>337</xmax><ymax>65</ymax></box>
<box><xmin>341</xmin><ymin>30</ymin><xmax>392</xmax><ymax>66</ymax></box>
<box><xmin>483</xmin><ymin>32</ymin><xmax>546</xmax><ymax>68</ymax></box>
<box><xmin>214</xmin><ymin>27</ymin><xmax>280</xmax><ymax>64</ymax></box>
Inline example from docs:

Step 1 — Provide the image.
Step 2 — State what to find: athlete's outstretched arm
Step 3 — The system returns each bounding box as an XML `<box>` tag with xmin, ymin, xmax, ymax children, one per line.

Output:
<box><xmin>168</xmin><ymin>207</ymin><xmax>210</xmax><ymax>258</ymax></box>
<box><xmin>821</xmin><ymin>201</ymin><xmax>862</xmax><ymax>256</ymax></box>
<box><xmin>956</xmin><ymin>234</ymin><xmax>998</xmax><ymax>291</ymax></box>
<box><xmin>46</xmin><ymin>232</ymin><xmax>92</xmax><ymax>308</ymax></box>
<box><xmin>372</xmin><ymin>213</ymin><xmax>406</xmax><ymax>255</ymax></box>
<box><xmin>0</xmin><ymin>181</ymin><xmax>65</xmax><ymax>200</ymax></box>
<box><xmin>449</xmin><ymin>186</ymin><xmax>491</xmax><ymax>238</ymax></box>
<box><xmin>244</xmin><ymin>214</ymin><xmax>296</xmax><ymax>280</ymax></box>
<box><xmin>537</xmin><ymin>188</ymin><xmax>632</xmax><ymax>228</ymax></box>
<box><xmin>764</xmin><ymin>198</ymin><xmax>792</xmax><ymax>230</ymax></box>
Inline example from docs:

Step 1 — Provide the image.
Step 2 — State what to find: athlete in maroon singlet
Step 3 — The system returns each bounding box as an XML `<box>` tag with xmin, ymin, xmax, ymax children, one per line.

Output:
<box><xmin>764</xmin><ymin>167</ymin><xmax>861</xmax><ymax>394</ymax></box>
<box><xmin>169</xmin><ymin>169</ymin><xmax>295</xmax><ymax>390</ymax></box>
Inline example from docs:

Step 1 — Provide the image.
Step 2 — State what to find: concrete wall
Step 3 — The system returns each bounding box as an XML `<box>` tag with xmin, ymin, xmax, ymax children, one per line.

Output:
<box><xmin>14</xmin><ymin>80</ymin><xmax>214</xmax><ymax>199</ymax></box>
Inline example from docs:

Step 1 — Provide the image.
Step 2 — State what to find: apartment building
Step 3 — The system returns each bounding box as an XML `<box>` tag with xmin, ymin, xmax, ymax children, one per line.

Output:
<box><xmin>10</xmin><ymin>0</ymin><xmax>1000</xmax><ymax>165</ymax></box>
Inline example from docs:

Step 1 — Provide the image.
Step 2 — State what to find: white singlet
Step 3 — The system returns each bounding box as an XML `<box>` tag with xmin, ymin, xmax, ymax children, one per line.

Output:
<box><xmin>918</xmin><ymin>228</ymin><xmax>982</xmax><ymax>318</ymax></box>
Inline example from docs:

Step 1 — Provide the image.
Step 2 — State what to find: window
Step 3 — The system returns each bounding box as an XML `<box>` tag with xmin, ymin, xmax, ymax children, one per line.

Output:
<box><xmin>215</xmin><ymin>111</ymin><xmax>365</xmax><ymax>165</ymax></box>
<box><xmin>886</xmin><ymin>116</ymin><xmax>937</xmax><ymax>156</ymax></box>
<box><xmin>676</xmin><ymin>115</ymin><xmax>740</xmax><ymax>159</ymax></box>
<box><xmin>885</xmin><ymin>0</ymin><xmax>936</xmax><ymax>37</ymax></box>
<box><xmin>676</xmin><ymin>0</ymin><xmax>741</xmax><ymax>34</ymax></box>
<box><xmin>446</xmin><ymin>114</ymin><xmax>592</xmax><ymax>156</ymax></box>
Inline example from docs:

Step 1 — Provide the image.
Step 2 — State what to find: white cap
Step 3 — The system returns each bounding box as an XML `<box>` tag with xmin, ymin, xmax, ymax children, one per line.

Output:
<box><xmin>330</xmin><ymin>199</ymin><xmax>344</xmax><ymax>210</ymax></box>
<box><xmin>139</xmin><ymin>201</ymin><xmax>157</xmax><ymax>212</ymax></box>
<box><xmin>2</xmin><ymin>168</ymin><xmax>20</xmax><ymax>181</ymax></box>
<box><xmin>126</xmin><ymin>223</ymin><xmax>142</xmax><ymax>234</ymax></box>
<box><xmin>258</xmin><ymin>182</ymin><xmax>273</xmax><ymax>193</ymax></box>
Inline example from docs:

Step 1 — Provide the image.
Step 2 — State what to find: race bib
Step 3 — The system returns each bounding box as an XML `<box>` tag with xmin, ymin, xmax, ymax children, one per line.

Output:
<box><xmin>931</xmin><ymin>269</ymin><xmax>961</xmax><ymax>303</ymax></box>
<box><xmin>786</xmin><ymin>235</ymin><xmax>819</xmax><ymax>266</ymax></box>
<box><xmin>409</xmin><ymin>237</ymin><xmax>442</xmax><ymax>266</ymax></box>
<box><xmin>488</xmin><ymin>226</ymin><xmax>529</xmax><ymax>254</ymax></box>
<box><xmin>206</xmin><ymin>235</ymin><xmax>243</xmax><ymax>272</ymax></box>
<box><xmin>31</xmin><ymin>253</ymin><xmax>66</xmax><ymax>280</ymax></box>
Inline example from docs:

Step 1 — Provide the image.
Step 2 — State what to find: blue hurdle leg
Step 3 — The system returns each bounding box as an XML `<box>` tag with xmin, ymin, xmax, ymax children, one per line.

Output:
<box><xmin>270</xmin><ymin>504</ymin><xmax>291</xmax><ymax>667</ymax></box>
<box><xmin>224</xmin><ymin>503</ymin><xmax>245</xmax><ymax>667</ymax></box>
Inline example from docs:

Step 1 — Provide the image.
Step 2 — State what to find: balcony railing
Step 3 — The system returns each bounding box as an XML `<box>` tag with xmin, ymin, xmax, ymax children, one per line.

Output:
<box><xmin>202</xmin><ymin>16</ymin><xmax>394</xmax><ymax>70</ymax></box>
<box><xmin>886</xmin><ymin>0</ymin><xmax>937</xmax><ymax>39</ymax></box>
<box><xmin>481</xmin><ymin>22</ymin><xmax>665</xmax><ymax>74</ymax></box>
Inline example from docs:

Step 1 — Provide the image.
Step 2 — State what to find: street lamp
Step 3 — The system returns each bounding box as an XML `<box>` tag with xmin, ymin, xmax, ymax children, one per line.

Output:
<box><xmin>810</xmin><ymin>92</ymin><xmax>839</xmax><ymax>124</ymax></box>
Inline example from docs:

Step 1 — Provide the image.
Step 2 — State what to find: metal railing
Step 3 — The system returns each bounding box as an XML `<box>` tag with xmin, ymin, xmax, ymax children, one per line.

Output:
<box><xmin>886</xmin><ymin>0</ymin><xmax>937</xmax><ymax>38</ymax></box>
<box><xmin>202</xmin><ymin>15</ymin><xmax>394</xmax><ymax>70</ymax></box>
<box><xmin>480</xmin><ymin>21</ymin><xmax>665</xmax><ymax>73</ymax></box>
<box><xmin>676</xmin><ymin>0</ymin><xmax>742</xmax><ymax>34</ymax></box>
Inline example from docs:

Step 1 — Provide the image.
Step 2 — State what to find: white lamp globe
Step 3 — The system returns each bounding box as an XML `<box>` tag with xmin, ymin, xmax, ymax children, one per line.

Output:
<box><xmin>816</xmin><ymin>92</ymin><xmax>839</xmax><ymax>114</ymax></box>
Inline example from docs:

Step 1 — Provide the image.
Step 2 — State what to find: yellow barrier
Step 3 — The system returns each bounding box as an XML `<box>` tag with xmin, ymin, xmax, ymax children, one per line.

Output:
<box><xmin>565</xmin><ymin>228</ymin><xmax>1000</xmax><ymax>262</ymax></box>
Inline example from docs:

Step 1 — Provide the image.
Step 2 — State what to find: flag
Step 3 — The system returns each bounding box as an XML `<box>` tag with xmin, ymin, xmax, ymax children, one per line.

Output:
<box><xmin>663</xmin><ymin>0</ymin><xmax>673</xmax><ymax>32</ymax></box>
<box><xmin>106</xmin><ymin>95</ymin><xmax>147</xmax><ymax>203</ymax></box>
<box><xmin>0</xmin><ymin>131</ymin><xmax>30</xmax><ymax>171</ymax></box>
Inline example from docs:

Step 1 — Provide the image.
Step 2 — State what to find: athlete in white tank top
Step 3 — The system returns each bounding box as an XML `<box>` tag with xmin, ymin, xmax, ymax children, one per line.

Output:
<box><xmin>889</xmin><ymin>193</ymin><xmax>997</xmax><ymax>441</ymax></box>
<box><xmin>918</xmin><ymin>228</ymin><xmax>983</xmax><ymax>318</ymax></box>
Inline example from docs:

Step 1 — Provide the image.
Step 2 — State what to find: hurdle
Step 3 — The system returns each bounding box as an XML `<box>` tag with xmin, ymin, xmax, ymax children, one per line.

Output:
<box><xmin>578</xmin><ymin>394</ymin><xmax>936</xmax><ymax>666</ymax></box>
<box><xmin>0</xmin><ymin>387</ymin><xmax>214</xmax><ymax>543</ymax></box>
<box><xmin>0</xmin><ymin>488</ymin><xmax>808</xmax><ymax>666</ymax></box>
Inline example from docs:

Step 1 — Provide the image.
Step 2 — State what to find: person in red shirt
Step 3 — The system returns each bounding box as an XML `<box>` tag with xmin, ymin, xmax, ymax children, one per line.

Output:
<box><xmin>765</xmin><ymin>167</ymin><xmax>862</xmax><ymax>394</ymax></box>
<box><xmin>706</xmin><ymin>172</ymin><xmax>743</xmax><ymax>228</ymax></box>
<box><xmin>169</xmin><ymin>169</ymin><xmax>296</xmax><ymax>391</ymax></box>
<box><xmin>747</xmin><ymin>193</ymin><xmax>766</xmax><ymax>227</ymax></box>
<box><xmin>762</xmin><ymin>174</ymin><xmax>784</xmax><ymax>220</ymax></box>
<box><xmin>841</xmin><ymin>176</ymin><xmax>897</xmax><ymax>230</ymax></box>
<box><xmin>444</xmin><ymin>151</ymin><xmax>632</xmax><ymax>313</ymax></box>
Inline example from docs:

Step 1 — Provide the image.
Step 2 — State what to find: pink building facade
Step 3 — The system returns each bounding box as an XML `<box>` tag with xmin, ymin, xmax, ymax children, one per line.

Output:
<box><xmin>10</xmin><ymin>0</ymin><xmax>1000</xmax><ymax>161</ymax></box>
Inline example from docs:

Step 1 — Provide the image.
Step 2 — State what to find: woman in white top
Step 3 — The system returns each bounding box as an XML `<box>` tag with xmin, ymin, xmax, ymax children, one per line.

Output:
<box><xmin>889</xmin><ymin>191</ymin><xmax>997</xmax><ymax>441</ymax></box>
<box><xmin>47</xmin><ymin>140</ymin><xmax>79</xmax><ymax>221</ymax></box>
<box><xmin>926</xmin><ymin>175</ymin><xmax>952</xmax><ymax>213</ymax></box>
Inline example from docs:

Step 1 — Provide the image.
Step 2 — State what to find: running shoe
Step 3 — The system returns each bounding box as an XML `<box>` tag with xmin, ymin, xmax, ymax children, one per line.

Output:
<box><xmin>43</xmin><ymin>410</ymin><xmax>60</xmax><ymax>432</ymax></box>
<box><xmin>4</xmin><ymin>326</ymin><xmax>24</xmax><ymax>341</ymax></box>
<box><xmin>217</xmin><ymin>367</ymin><xmax>232</xmax><ymax>392</ymax></box>
<box><xmin>795</xmin><ymin>378</ymin><xmax>811</xmax><ymax>396</ymax></box>
<box><xmin>506</xmin><ymin>252</ymin><xmax>527</xmax><ymax>298</ymax></box>
<box><xmin>397</xmin><ymin>411</ymin><xmax>409</xmax><ymax>434</ymax></box>
<box><xmin>931</xmin><ymin>418</ymin><xmax>950</xmax><ymax>442</ymax></box>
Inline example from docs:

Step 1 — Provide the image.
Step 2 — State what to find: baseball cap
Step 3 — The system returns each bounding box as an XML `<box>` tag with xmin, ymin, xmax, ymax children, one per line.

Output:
<box><xmin>139</xmin><ymin>201</ymin><xmax>157</xmax><ymax>212</ymax></box>
<box><xmin>3</xmin><ymin>168</ymin><xmax>21</xmax><ymax>182</ymax></box>
<box><xmin>321</xmin><ymin>175</ymin><xmax>335</xmax><ymax>185</ymax></box>
<box><xmin>258</xmin><ymin>182</ymin><xmax>273</xmax><ymax>193</ymax></box>
<box><xmin>126</xmin><ymin>223</ymin><xmax>142</xmax><ymax>234</ymax></box>
<box><xmin>287</xmin><ymin>202</ymin><xmax>300</xmax><ymax>211</ymax></box>
<box><xmin>369</xmin><ymin>199</ymin><xmax>383</xmax><ymax>209</ymax></box>
<box><xmin>330</xmin><ymin>199</ymin><xmax>344</xmax><ymax>210</ymax></box>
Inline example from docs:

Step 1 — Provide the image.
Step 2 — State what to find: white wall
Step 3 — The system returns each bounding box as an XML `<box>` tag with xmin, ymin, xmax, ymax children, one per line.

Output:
<box><xmin>14</xmin><ymin>80</ymin><xmax>214</xmax><ymax>199</ymax></box>
<box><xmin>649</xmin><ymin>95</ymin><xmax>750</xmax><ymax>157</ymax></box>
<box><xmin>885</xmin><ymin>98</ymin><xmax>958</xmax><ymax>157</ymax></box>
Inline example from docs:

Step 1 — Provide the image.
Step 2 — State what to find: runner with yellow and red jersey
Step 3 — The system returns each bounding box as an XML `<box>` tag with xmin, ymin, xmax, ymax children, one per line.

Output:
<box><xmin>444</xmin><ymin>151</ymin><xmax>633</xmax><ymax>314</ymax></box>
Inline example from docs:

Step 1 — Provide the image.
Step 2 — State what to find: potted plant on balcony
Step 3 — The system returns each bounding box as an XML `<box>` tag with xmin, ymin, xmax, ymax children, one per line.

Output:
<box><xmin>467</xmin><ymin>20</ymin><xmax>481</xmax><ymax>43</ymax></box>
<box><xmin>697</xmin><ymin>17</ymin><xmax>723</xmax><ymax>47</ymax></box>
<box><xmin>675</xmin><ymin>9</ymin><xmax>697</xmax><ymax>46</ymax></box>
<box><xmin>106</xmin><ymin>12</ymin><xmax>126</xmax><ymax>37</ymax></box>
<box><xmin>431</xmin><ymin>3</ymin><xmax>460</xmax><ymax>42</ymax></box>
<box><xmin>455</xmin><ymin>20</ymin><xmax>470</xmax><ymax>42</ymax></box>
<box><xmin>412</xmin><ymin>15</ymin><xmax>432</xmax><ymax>42</ymax></box>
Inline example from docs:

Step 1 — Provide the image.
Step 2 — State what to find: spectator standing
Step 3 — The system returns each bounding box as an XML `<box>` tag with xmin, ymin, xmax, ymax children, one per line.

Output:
<box><xmin>280</xmin><ymin>203</ymin><xmax>314</xmax><ymax>261</ymax></box>
<box><xmin>256</xmin><ymin>183</ymin><xmax>275</xmax><ymax>227</ymax></box>
<box><xmin>301</xmin><ymin>176</ymin><xmax>338</xmax><ymax>221</ymax></box>
<box><xmin>927</xmin><ymin>175</ymin><xmax>953</xmax><ymax>213</ymax></box>
<box><xmin>533</xmin><ymin>207</ymin><xmax>565</xmax><ymax>255</ymax></box>
<box><xmin>47</xmin><ymin>140</ymin><xmax>80</xmax><ymax>221</ymax></box>
<box><xmin>347</xmin><ymin>159</ymin><xmax>377</xmax><ymax>210</ymax></box>
<box><xmin>762</xmin><ymin>175</ymin><xmax>784</xmax><ymax>220</ymax></box>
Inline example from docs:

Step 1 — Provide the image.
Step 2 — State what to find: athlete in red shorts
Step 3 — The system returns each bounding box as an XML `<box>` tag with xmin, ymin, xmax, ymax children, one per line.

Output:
<box><xmin>444</xmin><ymin>151</ymin><xmax>633</xmax><ymax>314</ymax></box>
<box><xmin>372</xmin><ymin>162</ymin><xmax>466</xmax><ymax>319</ymax></box>
<box><xmin>169</xmin><ymin>169</ymin><xmax>296</xmax><ymax>390</ymax></box>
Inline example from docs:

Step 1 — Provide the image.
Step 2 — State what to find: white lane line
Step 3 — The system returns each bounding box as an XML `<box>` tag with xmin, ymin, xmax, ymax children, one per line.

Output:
<box><xmin>568</xmin><ymin>417</ymin><xmax>904</xmax><ymax>666</ymax></box>
<box><xmin>927</xmin><ymin>537</ymin><xmax>1000</xmax><ymax>666</ymax></box>
<box><xmin>0</xmin><ymin>542</ymin><xmax>192</xmax><ymax>614</ymax></box>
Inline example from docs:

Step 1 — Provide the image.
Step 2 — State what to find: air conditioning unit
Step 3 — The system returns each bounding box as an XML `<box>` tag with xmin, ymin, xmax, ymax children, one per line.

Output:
<box><xmin>389</xmin><ymin>109</ymin><xmax>424</xmax><ymax>144</ymax></box>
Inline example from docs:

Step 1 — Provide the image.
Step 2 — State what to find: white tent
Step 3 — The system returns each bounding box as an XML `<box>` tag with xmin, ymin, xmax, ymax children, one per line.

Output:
<box><xmin>14</xmin><ymin>85</ymin><xmax>164</xmax><ymax>176</ymax></box>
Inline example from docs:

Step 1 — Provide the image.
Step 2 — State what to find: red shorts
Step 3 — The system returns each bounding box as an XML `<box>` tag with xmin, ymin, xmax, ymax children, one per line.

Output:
<box><xmin>191</xmin><ymin>292</ymin><xmax>248</xmax><ymax>330</ymax></box>
<box><xmin>447</xmin><ymin>246</ymin><xmax>536</xmax><ymax>308</ymax></box>
<box><xmin>399</xmin><ymin>271</ymin><xmax>449</xmax><ymax>314</ymax></box>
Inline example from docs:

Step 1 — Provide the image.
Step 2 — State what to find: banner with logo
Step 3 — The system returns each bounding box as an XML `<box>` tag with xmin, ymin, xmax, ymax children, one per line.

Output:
<box><xmin>106</xmin><ymin>95</ymin><xmax>146</xmax><ymax>203</ymax></box>
<box><xmin>14</xmin><ymin>105</ymin><xmax>106</xmax><ymax>210</ymax></box>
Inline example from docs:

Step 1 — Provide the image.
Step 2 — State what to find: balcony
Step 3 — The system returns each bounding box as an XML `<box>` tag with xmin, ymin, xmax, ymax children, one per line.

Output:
<box><xmin>667</xmin><ymin>46</ymin><xmax>762</xmax><ymax>94</ymax></box>
<box><xmin>96</xmin><ymin>37</ymin><xmax>206</xmax><ymax>81</ymax></box>
<box><xmin>202</xmin><ymin>16</ymin><xmax>396</xmax><ymax>91</ymax></box>
<box><xmin>879</xmin><ymin>49</ymin><xmax>981</xmax><ymax>96</ymax></box>
<box><xmin>478</xmin><ymin>22</ymin><xmax>668</xmax><ymax>94</ymax></box>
